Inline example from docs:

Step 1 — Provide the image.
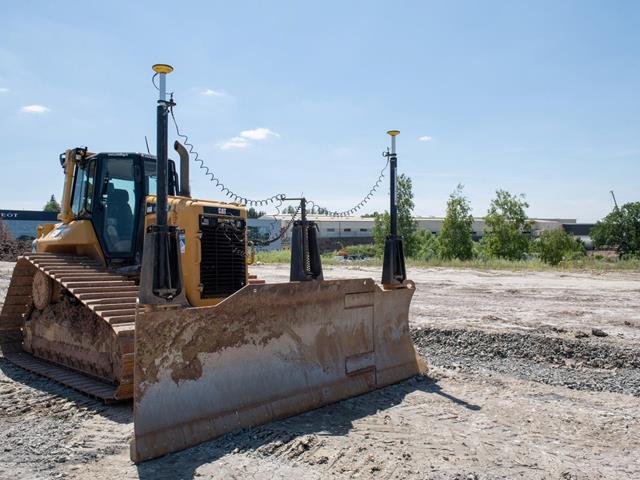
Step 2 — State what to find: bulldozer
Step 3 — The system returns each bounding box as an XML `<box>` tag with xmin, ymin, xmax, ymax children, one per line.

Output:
<box><xmin>0</xmin><ymin>64</ymin><xmax>424</xmax><ymax>462</ymax></box>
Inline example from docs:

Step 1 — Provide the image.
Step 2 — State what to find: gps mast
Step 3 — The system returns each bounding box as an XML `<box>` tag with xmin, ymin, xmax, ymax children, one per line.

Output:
<box><xmin>381</xmin><ymin>130</ymin><xmax>407</xmax><ymax>287</ymax></box>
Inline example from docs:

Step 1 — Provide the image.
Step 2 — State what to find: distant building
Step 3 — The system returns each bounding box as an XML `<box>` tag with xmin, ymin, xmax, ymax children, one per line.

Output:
<box><xmin>0</xmin><ymin>210</ymin><xmax>59</xmax><ymax>240</ymax></box>
<box><xmin>562</xmin><ymin>223</ymin><xmax>596</xmax><ymax>249</ymax></box>
<box><xmin>1</xmin><ymin>208</ymin><xmax>591</xmax><ymax>252</ymax></box>
<box><xmin>266</xmin><ymin>215</ymin><xmax>577</xmax><ymax>252</ymax></box>
<box><xmin>247</xmin><ymin>217</ymin><xmax>283</xmax><ymax>251</ymax></box>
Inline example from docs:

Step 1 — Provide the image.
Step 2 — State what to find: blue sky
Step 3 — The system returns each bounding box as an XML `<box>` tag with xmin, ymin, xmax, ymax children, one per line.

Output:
<box><xmin>0</xmin><ymin>1</ymin><xmax>638</xmax><ymax>221</ymax></box>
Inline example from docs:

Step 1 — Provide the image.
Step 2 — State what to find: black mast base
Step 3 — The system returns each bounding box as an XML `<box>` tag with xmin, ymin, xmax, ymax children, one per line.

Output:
<box><xmin>290</xmin><ymin>221</ymin><xmax>323</xmax><ymax>282</ymax></box>
<box><xmin>139</xmin><ymin>225</ymin><xmax>187</xmax><ymax>305</ymax></box>
<box><xmin>381</xmin><ymin>235</ymin><xmax>406</xmax><ymax>287</ymax></box>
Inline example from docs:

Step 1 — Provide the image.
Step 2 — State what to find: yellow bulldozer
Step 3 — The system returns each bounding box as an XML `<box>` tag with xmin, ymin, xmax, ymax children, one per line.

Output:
<box><xmin>0</xmin><ymin>64</ymin><xmax>423</xmax><ymax>462</ymax></box>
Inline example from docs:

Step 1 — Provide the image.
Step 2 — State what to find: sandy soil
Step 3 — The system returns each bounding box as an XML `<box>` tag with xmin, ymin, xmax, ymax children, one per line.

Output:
<box><xmin>1</xmin><ymin>261</ymin><xmax>639</xmax><ymax>479</ymax></box>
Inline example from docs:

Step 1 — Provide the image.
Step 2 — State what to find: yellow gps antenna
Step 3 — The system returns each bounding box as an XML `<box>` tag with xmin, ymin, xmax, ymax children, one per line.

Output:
<box><xmin>382</xmin><ymin>129</ymin><xmax>406</xmax><ymax>288</ymax></box>
<box><xmin>152</xmin><ymin>63</ymin><xmax>174</xmax><ymax>74</ymax></box>
<box><xmin>152</xmin><ymin>64</ymin><xmax>174</xmax><ymax>101</ymax></box>
<box><xmin>387</xmin><ymin>130</ymin><xmax>400</xmax><ymax>156</ymax></box>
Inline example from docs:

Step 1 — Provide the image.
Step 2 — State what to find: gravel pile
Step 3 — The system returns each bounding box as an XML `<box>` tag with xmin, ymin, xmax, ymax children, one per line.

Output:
<box><xmin>412</xmin><ymin>327</ymin><xmax>640</xmax><ymax>369</ymax></box>
<box><xmin>0</xmin><ymin>240</ymin><xmax>32</xmax><ymax>262</ymax></box>
<box><xmin>413</xmin><ymin>327</ymin><xmax>640</xmax><ymax>396</ymax></box>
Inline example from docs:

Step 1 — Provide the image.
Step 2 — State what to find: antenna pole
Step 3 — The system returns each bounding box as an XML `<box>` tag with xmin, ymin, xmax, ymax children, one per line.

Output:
<box><xmin>381</xmin><ymin>130</ymin><xmax>406</xmax><ymax>288</ymax></box>
<box><xmin>153</xmin><ymin>64</ymin><xmax>173</xmax><ymax>227</ymax></box>
<box><xmin>389</xmin><ymin>132</ymin><xmax>398</xmax><ymax>237</ymax></box>
<box><xmin>139</xmin><ymin>64</ymin><xmax>185</xmax><ymax>305</ymax></box>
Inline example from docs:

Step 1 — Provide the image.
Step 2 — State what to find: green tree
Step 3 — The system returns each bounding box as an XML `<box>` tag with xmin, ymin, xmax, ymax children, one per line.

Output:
<box><xmin>483</xmin><ymin>189</ymin><xmax>532</xmax><ymax>260</ymax></box>
<box><xmin>532</xmin><ymin>228</ymin><xmax>585</xmax><ymax>265</ymax></box>
<box><xmin>43</xmin><ymin>194</ymin><xmax>61</xmax><ymax>213</ymax></box>
<box><xmin>372</xmin><ymin>211</ymin><xmax>390</xmax><ymax>256</ymax></box>
<box><xmin>247</xmin><ymin>207</ymin><xmax>266</xmax><ymax>219</ymax></box>
<box><xmin>590</xmin><ymin>202</ymin><xmax>640</xmax><ymax>257</ymax></box>
<box><xmin>438</xmin><ymin>184</ymin><xmax>474</xmax><ymax>260</ymax></box>
<box><xmin>312</xmin><ymin>206</ymin><xmax>329</xmax><ymax>215</ymax></box>
<box><xmin>372</xmin><ymin>174</ymin><xmax>419</xmax><ymax>256</ymax></box>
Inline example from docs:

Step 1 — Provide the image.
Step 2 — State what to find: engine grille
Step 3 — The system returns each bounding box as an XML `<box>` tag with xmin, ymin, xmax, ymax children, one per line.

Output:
<box><xmin>199</xmin><ymin>214</ymin><xmax>246</xmax><ymax>298</ymax></box>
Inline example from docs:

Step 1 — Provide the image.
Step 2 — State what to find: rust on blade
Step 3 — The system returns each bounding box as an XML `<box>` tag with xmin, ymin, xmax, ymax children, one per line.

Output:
<box><xmin>131</xmin><ymin>278</ymin><xmax>423</xmax><ymax>462</ymax></box>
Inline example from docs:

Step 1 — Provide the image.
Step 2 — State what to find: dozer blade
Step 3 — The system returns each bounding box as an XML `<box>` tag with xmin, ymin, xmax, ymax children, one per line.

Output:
<box><xmin>131</xmin><ymin>278</ymin><xmax>424</xmax><ymax>462</ymax></box>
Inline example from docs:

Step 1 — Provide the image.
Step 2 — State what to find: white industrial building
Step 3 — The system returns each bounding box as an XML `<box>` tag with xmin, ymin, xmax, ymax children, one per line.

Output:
<box><xmin>1</xmin><ymin>208</ymin><xmax>585</xmax><ymax>252</ymax></box>
<box><xmin>247</xmin><ymin>215</ymin><xmax>578</xmax><ymax>251</ymax></box>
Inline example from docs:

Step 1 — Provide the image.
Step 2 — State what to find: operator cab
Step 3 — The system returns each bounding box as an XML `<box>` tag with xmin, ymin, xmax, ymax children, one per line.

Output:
<box><xmin>68</xmin><ymin>152</ymin><xmax>179</xmax><ymax>266</ymax></box>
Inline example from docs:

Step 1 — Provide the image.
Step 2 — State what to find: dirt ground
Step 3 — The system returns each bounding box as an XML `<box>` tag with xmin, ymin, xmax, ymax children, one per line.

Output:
<box><xmin>1</xmin><ymin>261</ymin><xmax>639</xmax><ymax>479</ymax></box>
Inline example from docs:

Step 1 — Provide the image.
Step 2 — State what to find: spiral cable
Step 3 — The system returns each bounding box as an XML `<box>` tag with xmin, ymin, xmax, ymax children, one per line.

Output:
<box><xmin>252</xmin><ymin>203</ymin><xmax>300</xmax><ymax>246</ymax></box>
<box><xmin>168</xmin><ymin>106</ymin><xmax>389</xmax><ymax>248</ymax></box>
<box><xmin>306</xmin><ymin>155</ymin><xmax>389</xmax><ymax>218</ymax></box>
<box><xmin>169</xmin><ymin>107</ymin><xmax>286</xmax><ymax>207</ymax></box>
<box><xmin>169</xmin><ymin>107</ymin><xmax>298</xmax><ymax>247</ymax></box>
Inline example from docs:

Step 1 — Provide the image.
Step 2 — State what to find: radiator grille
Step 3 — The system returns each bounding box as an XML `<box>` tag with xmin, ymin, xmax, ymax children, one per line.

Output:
<box><xmin>199</xmin><ymin>215</ymin><xmax>246</xmax><ymax>298</ymax></box>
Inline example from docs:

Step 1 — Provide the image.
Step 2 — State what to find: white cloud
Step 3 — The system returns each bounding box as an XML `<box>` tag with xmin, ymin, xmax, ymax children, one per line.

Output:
<box><xmin>201</xmin><ymin>88</ymin><xmax>225</xmax><ymax>97</ymax></box>
<box><xmin>239</xmin><ymin>127</ymin><xmax>280</xmax><ymax>140</ymax></box>
<box><xmin>20</xmin><ymin>104</ymin><xmax>50</xmax><ymax>114</ymax></box>
<box><xmin>219</xmin><ymin>136</ymin><xmax>250</xmax><ymax>150</ymax></box>
<box><xmin>0</xmin><ymin>87</ymin><xmax>9</xmax><ymax>93</ymax></box>
<box><xmin>219</xmin><ymin>127</ymin><xmax>280</xmax><ymax>150</ymax></box>
<box><xmin>418</xmin><ymin>135</ymin><xmax>433</xmax><ymax>142</ymax></box>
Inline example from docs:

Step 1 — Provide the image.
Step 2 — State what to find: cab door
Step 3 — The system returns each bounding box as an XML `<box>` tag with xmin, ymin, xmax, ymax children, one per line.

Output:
<box><xmin>93</xmin><ymin>155</ymin><xmax>142</xmax><ymax>263</ymax></box>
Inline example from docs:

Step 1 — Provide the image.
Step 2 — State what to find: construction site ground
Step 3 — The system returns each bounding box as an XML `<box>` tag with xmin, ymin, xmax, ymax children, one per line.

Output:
<box><xmin>1</xmin><ymin>261</ymin><xmax>639</xmax><ymax>479</ymax></box>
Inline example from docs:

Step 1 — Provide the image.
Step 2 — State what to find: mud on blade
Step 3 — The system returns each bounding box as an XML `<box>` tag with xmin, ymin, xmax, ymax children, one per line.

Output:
<box><xmin>131</xmin><ymin>278</ymin><xmax>423</xmax><ymax>462</ymax></box>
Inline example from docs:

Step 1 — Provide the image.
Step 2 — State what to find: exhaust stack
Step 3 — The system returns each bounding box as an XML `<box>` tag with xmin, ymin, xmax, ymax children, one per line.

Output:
<box><xmin>174</xmin><ymin>141</ymin><xmax>191</xmax><ymax>198</ymax></box>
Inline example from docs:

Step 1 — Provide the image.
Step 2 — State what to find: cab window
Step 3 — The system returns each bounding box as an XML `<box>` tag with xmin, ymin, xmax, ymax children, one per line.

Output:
<box><xmin>71</xmin><ymin>160</ymin><xmax>96</xmax><ymax>216</ymax></box>
<box><xmin>101</xmin><ymin>158</ymin><xmax>138</xmax><ymax>255</ymax></box>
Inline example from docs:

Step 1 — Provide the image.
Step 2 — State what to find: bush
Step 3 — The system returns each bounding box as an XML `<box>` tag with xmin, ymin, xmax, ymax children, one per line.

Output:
<box><xmin>344</xmin><ymin>244</ymin><xmax>377</xmax><ymax>258</ymax></box>
<box><xmin>590</xmin><ymin>202</ymin><xmax>640</xmax><ymax>257</ymax></box>
<box><xmin>532</xmin><ymin>229</ymin><xmax>585</xmax><ymax>265</ymax></box>
<box><xmin>438</xmin><ymin>185</ymin><xmax>474</xmax><ymax>260</ymax></box>
<box><xmin>472</xmin><ymin>240</ymin><xmax>489</xmax><ymax>260</ymax></box>
<box><xmin>415</xmin><ymin>230</ymin><xmax>440</xmax><ymax>260</ymax></box>
<box><xmin>483</xmin><ymin>189</ymin><xmax>532</xmax><ymax>260</ymax></box>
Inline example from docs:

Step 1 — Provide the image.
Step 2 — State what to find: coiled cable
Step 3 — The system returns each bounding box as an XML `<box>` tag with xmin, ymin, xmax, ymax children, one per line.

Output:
<box><xmin>306</xmin><ymin>155</ymin><xmax>389</xmax><ymax>217</ymax></box>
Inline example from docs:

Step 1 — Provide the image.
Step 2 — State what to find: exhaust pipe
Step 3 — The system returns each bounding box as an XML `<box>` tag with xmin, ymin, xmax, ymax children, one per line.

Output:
<box><xmin>174</xmin><ymin>141</ymin><xmax>191</xmax><ymax>198</ymax></box>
